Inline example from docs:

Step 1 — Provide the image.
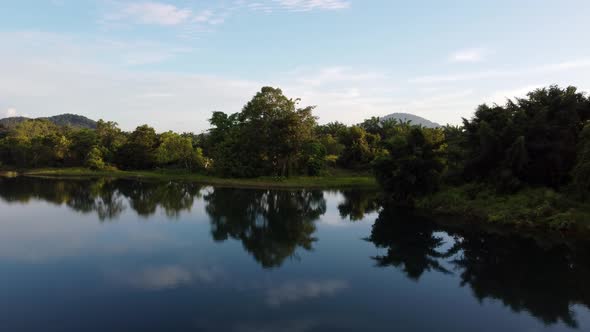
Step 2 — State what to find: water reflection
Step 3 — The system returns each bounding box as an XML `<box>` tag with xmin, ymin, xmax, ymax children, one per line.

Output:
<box><xmin>1</xmin><ymin>176</ymin><xmax>590</xmax><ymax>329</ymax></box>
<box><xmin>0</xmin><ymin>177</ymin><xmax>201</xmax><ymax>220</ymax></box>
<box><xmin>368</xmin><ymin>208</ymin><xmax>458</xmax><ymax>279</ymax></box>
<box><xmin>337</xmin><ymin>189</ymin><xmax>380</xmax><ymax>221</ymax></box>
<box><xmin>0</xmin><ymin>177</ymin><xmax>327</xmax><ymax>268</ymax></box>
<box><xmin>368</xmin><ymin>205</ymin><xmax>590</xmax><ymax>328</ymax></box>
<box><xmin>116</xmin><ymin>180</ymin><xmax>202</xmax><ymax>218</ymax></box>
<box><xmin>204</xmin><ymin>188</ymin><xmax>326</xmax><ymax>268</ymax></box>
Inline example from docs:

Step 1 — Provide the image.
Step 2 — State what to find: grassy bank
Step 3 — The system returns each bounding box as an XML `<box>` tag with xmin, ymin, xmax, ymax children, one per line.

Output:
<box><xmin>419</xmin><ymin>184</ymin><xmax>590</xmax><ymax>233</ymax></box>
<box><xmin>14</xmin><ymin>167</ymin><xmax>377</xmax><ymax>189</ymax></box>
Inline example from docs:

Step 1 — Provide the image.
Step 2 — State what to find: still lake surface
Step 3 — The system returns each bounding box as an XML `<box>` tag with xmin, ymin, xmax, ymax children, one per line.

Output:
<box><xmin>0</xmin><ymin>177</ymin><xmax>589</xmax><ymax>332</ymax></box>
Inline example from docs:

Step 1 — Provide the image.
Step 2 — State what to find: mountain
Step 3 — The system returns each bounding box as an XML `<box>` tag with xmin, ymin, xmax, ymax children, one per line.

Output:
<box><xmin>0</xmin><ymin>114</ymin><xmax>97</xmax><ymax>131</ymax></box>
<box><xmin>381</xmin><ymin>113</ymin><xmax>441</xmax><ymax>128</ymax></box>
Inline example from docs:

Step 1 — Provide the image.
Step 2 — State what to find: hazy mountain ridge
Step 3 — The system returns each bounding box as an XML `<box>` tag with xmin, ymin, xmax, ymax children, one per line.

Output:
<box><xmin>381</xmin><ymin>113</ymin><xmax>441</xmax><ymax>128</ymax></box>
<box><xmin>0</xmin><ymin>114</ymin><xmax>97</xmax><ymax>130</ymax></box>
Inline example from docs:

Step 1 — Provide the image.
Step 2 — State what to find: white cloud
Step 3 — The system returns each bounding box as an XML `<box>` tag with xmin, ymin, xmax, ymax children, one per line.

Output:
<box><xmin>450</xmin><ymin>48</ymin><xmax>487</xmax><ymax>63</ymax></box>
<box><xmin>272</xmin><ymin>0</ymin><xmax>351</xmax><ymax>11</ymax></box>
<box><xmin>4</xmin><ymin>108</ymin><xmax>17</xmax><ymax>117</ymax></box>
<box><xmin>485</xmin><ymin>85</ymin><xmax>542</xmax><ymax>105</ymax></box>
<box><xmin>3</xmin><ymin>30</ymin><xmax>589</xmax><ymax>131</ymax></box>
<box><xmin>193</xmin><ymin>9</ymin><xmax>228</xmax><ymax>25</ymax></box>
<box><xmin>101</xmin><ymin>0</ymin><xmax>348</xmax><ymax>36</ymax></box>
<box><xmin>118</xmin><ymin>2</ymin><xmax>192</xmax><ymax>26</ymax></box>
<box><xmin>234</xmin><ymin>0</ymin><xmax>350</xmax><ymax>13</ymax></box>
<box><xmin>410</xmin><ymin>58</ymin><xmax>590</xmax><ymax>84</ymax></box>
<box><xmin>104</xmin><ymin>2</ymin><xmax>227</xmax><ymax>29</ymax></box>
<box><xmin>538</xmin><ymin>59</ymin><xmax>590</xmax><ymax>71</ymax></box>
<box><xmin>292</xmin><ymin>66</ymin><xmax>385</xmax><ymax>87</ymax></box>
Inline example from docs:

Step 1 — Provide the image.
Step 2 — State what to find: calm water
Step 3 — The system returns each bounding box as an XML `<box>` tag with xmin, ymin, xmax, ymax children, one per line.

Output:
<box><xmin>0</xmin><ymin>177</ymin><xmax>589</xmax><ymax>332</ymax></box>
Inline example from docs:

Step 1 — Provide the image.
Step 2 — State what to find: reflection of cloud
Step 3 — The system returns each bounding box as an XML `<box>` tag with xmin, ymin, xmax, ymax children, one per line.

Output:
<box><xmin>134</xmin><ymin>265</ymin><xmax>192</xmax><ymax>289</ymax></box>
<box><xmin>111</xmin><ymin>265</ymin><xmax>224</xmax><ymax>290</ymax></box>
<box><xmin>234</xmin><ymin>319</ymin><xmax>318</xmax><ymax>332</ymax></box>
<box><xmin>266</xmin><ymin>280</ymin><xmax>348</xmax><ymax>307</ymax></box>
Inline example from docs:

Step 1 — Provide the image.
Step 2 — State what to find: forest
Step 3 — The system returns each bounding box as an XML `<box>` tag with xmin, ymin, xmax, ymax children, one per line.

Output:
<box><xmin>1</xmin><ymin>85</ymin><xmax>590</xmax><ymax>227</ymax></box>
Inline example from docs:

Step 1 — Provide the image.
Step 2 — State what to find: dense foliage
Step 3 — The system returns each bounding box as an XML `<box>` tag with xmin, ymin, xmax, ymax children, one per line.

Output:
<box><xmin>1</xmin><ymin>85</ymin><xmax>589</xmax><ymax>208</ymax></box>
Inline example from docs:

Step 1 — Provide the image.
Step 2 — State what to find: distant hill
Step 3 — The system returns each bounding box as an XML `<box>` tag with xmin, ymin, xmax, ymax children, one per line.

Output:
<box><xmin>381</xmin><ymin>113</ymin><xmax>441</xmax><ymax>128</ymax></box>
<box><xmin>0</xmin><ymin>114</ymin><xmax>97</xmax><ymax>131</ymax></box>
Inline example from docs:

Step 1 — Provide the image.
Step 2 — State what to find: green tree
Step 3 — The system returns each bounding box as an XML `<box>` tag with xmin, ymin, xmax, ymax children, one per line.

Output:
<box><xmin>66</xmin><ymin>129</ymin><xmax>98</xmax><ymax>166</ymax></box>
<box><xmin>95</xmin><ymin>120</ymin><xmax>126</xmax><ymax>163</ymax></box>
<box><xmin>156</xmin><ymin>131</ymin><xmax>204</xmax><ymax>171</ymax></box>
<box><xmin>338</xmin><ymin>126</ymin><xmax>373</xmax><ymax>169</ymax></box>
<box><xmin>209</xmin><ymin>87</ymin><xmax>317</xmax><ymax>177</ymax></box>
<box><xmin>462</xmin><ymin>85</ymin><xmax>590</xmax><ymax>189</ymax></box>
<box><xmin>116</xmin><ymin>125</ymin><xmax>158</xmax><ymax>170</ymax></box>
<box><xmin>85</xmin><ymin>146</ymin><xmax>106</xmax><ymax>170</ymax></box>
<box><xmin>373</xmin><ymin>127</ymin><xmax>445</xmax><ymax>207</ymax></box>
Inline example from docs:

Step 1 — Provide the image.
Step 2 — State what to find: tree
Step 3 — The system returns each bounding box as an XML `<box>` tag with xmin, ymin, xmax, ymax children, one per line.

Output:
<box><xmin>338</xmin><ymin>126</ymin><xmax>373</xmax><ymax>169</ymax></box>
<box><xmin>462</xmin><ymin>85</ymin><xmax>590</xmax><ymax>189</ymax></box>
<box><xmin>572</xmin><ymin>123</ymin><xmax>590</xmax><ymax>198</ymax></box>
<box><xmin>116</xmin><ymin>125</ymin><xmax>158</xmax><ymax>170</ymax></box>
<box><xmin>209</xmin><ymin>87</ymin><xmax>317</xmax><ymax>177</ymax></box>
<box><xmin>85</xmin><ymin>146</ymin><xmax>106</xmax><ymax>170</ymax></box>
<box><xmin>301</xmin><ymin>141</ymin><xmax>327</xmax><ymax>176</ymax></box>
<box><xmin>95</xmin><ymin>120</ymin><xmax>126</xmax><ymax>163</ymax></box>
<box><xmin>155</xmin><ymin>131</ymin><xmax>204</xmax><ymax>171</ymax></box>
<box><xmin>67</xmin><ymin>129</ymin><xmax>98</xmax><ymax>166</ymax></box>
<box><xmin>373</xmin><ymin>127</ymin><xmax>445</xmax><ymax>207</ymax></box>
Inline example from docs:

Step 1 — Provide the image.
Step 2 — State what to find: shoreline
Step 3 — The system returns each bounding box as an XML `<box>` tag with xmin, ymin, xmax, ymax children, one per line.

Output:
<box><xmin>418</xmin><ymin>185</ymin><xmax>590</xmax><ymax>235</ymax></box>
<box><xmin>3</xmin><ymin>168</ymin><xmax>589</xmax><ymax>236</ymax></box>
<box><xmin>3</xmin><ymin>167</ymin><xmax>378</xmax><ymax>190</ymax></box>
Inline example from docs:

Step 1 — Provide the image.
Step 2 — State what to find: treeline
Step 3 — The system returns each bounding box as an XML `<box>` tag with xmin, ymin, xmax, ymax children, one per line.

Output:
<box><xmin>373</xmin><ymin>85</ymin><xmax>590</xmax><ymax>206</ymax></box>
<box><xmin>0</xmin><ymin>118</ymin><xmax>206</xmax><ymax>172</ymax></box>
<box><xmin>1</xmin><ymin>85</ymin><xmax>589</xmax><ymax>202</ymax></box>
<box><xmin>0</xmin><ymin>86</ymin><xmax>435</xmax><ymax>176</ymax></box>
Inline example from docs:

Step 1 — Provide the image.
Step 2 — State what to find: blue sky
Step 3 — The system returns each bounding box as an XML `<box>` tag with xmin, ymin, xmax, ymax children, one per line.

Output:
<box><xmin>1</xmin><ymin>0</ymin><xmax>590</xmax><ymax>132</ymax></box>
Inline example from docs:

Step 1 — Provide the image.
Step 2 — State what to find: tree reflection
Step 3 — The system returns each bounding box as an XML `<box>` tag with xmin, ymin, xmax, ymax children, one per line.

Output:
<box><xmin>337</xmin><ymin>189</ymin><xmax>380</xmax><ymax>221</ymax></box>
<box><xmin>116</xmin><ymin>180</ymin><xmax>202</xmax><ymax>218</ymax></box>
<box><xmin>368</xmin><ymin>205</ymin><xmax>590</xmax><ymax>328</ymax></box>
<box><xmin>451</xmin><ymin>230</ymin><xmax>590</xmax><ymax>328</ymax></box>
<box><xmin>368</xmin><ymin>207</ymin><xmax>458</xmax><ymax>280</ymax></box>
<box><xmin>204</xmin><ymin>188</ymin><xmax>326</xmax><ymax>268</ymax></box>
<box><xmin>0</xmin><ymin>177</ymin><xmax>202</xmax><ymax>220</ymax></box>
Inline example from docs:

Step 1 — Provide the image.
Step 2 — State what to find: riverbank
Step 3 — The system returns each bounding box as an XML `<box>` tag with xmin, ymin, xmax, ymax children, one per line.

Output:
<box><xmin>6</xmin><ymin>167</ymin><xmax>377</xmax><ymax>189</ymax></box>
<box><xmin>418</xmin><ymin>185</ymin><xmax>590</xmax><ymax>233</ymax></box>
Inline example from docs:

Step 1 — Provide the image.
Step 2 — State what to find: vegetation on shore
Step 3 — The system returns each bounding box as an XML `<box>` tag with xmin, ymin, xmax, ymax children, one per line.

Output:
<box><xmin>16</xmin><ymin>167</ymin><xmax>377</xmax><ymax>189</ymax></box>
<box><xmin>1</xmin><ymin>85</ymin><xmax>590</xmax><ymax>233</ymax></box>
<box><xmin>418</xmin><ymin>185</ymin><xmax>590</xmax><ymax>233</ymax></box>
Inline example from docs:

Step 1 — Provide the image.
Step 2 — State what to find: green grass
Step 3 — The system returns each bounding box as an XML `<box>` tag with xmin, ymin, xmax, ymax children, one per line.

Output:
<box><xmin>418</xmin><ymin>184</ymin><xmax>590</xmax><ymax>233</ymax></box>
<box><xmin>17</xmin><ymin>167</ymin><xmax>377</xmax><ymax>189</ymax></box>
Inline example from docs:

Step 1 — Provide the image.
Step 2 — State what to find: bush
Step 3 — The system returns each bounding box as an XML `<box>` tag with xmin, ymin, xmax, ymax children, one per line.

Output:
<box><xmin>85</xmin><ymin>146</ymin><xmax>106</xmax><ymax>170</ymax></box>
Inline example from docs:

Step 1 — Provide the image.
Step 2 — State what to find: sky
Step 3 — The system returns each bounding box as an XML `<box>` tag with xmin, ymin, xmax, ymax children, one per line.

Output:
<box><xmin>1</xmin><ymin>0</ymin><xmax>590</xmax><ymax>132</ymax></box>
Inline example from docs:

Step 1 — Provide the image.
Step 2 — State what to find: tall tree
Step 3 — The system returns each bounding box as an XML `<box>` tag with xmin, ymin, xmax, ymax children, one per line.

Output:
<box><xmin>116</xmin><ymin>125</ymin><xmax>158</xmax><ymax>170</ymax></box>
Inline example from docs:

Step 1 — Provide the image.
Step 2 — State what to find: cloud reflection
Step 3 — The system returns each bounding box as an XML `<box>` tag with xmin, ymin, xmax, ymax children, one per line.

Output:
<box><xmin>110</xmin><ymin>265</ymin><xmax>224</xmax><ymax>290</ymax></box>
<box><xmin>265</xmin><ymin>280</ymin><xmax>349</xmax><ymax>308</ymax></box>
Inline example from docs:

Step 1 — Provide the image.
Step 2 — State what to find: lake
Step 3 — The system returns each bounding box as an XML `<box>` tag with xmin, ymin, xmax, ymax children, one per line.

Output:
<box><xmin>0</xmin><ymin>177</ymin><xmax>589</xmax><ymax>332</ymax></box>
